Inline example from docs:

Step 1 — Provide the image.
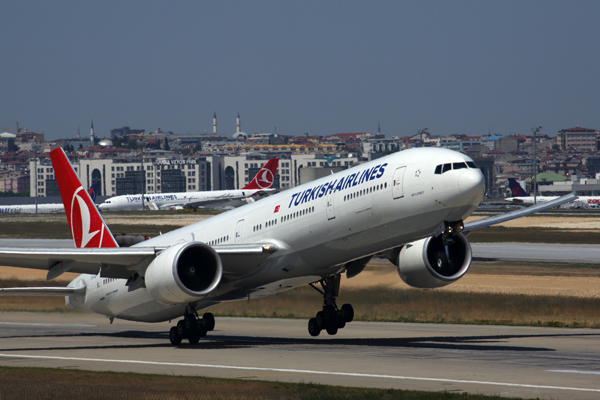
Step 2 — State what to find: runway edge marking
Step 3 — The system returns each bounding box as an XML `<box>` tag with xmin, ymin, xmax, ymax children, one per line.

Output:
<box><xmin>0</xmin><ymin>353</ymin><xmax>599</xmax><ymax>393</ymax></box>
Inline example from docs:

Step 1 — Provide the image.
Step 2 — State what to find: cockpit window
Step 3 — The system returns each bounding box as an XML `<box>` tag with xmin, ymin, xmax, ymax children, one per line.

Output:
<box><xmin>442</xmin><ymin>163</ymin><xmax>452</xmax><ymax>173</ymax></box>
<box><xmin>453</xmin><ymin>162</ymin><xmax>467</xmax><ymax>170</ymax></box>
<box><xmin>467</xmin><ymin>161</ymin><xmax>478</xmax><ymax>169</ymax></box>
<box><xmin>434</xmin><ymin>165</ymin><xmax>442</xmax><ymax>174</ymax></box>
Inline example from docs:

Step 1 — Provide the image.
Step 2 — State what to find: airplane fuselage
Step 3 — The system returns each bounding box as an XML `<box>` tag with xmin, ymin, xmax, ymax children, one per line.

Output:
<box><xmin>67</xmin><ymin>148</ymin><xmax>485</xmax><ymax>323</ymax></box>
<box><xmin>0</xmin><ymin>204</ymin><xmax>64</xmax><ymax>214</ymax></box>
<box><xmin>98</xmin><ymin>190</ymin><xmax>267</xmax><ymax>211</ymax></box>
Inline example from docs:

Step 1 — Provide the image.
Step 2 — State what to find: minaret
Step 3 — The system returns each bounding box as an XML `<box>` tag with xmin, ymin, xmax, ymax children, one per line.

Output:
<box><xmin>213</xmin><ymin>112</ymin><xmax>217</xmax><ymax>134</ymax></box>
<box><xmin>90</xmin><ymin>120</ymin><xmax>95</xmax><ymax>144</ymax></box>
<box><xmin>236</xmin><ymin>112</ymin><xmax>241</xmax><ymax>133</ymax></box>
<box><xmin>77</xmin><ymin>125</ymin><xmax>80</xmax><ymax>138</ymax></box>
<box><xmin>378</xmin><ymin>120</ymin><xmax>381</xmax><ymax>135</ymax></box>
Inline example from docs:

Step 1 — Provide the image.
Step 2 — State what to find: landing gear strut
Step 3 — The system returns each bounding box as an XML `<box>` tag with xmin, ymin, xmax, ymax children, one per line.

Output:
<box><xmin>307</xmin><ymin>274</ymin><xmax>354</xmax><ymax>337</ymax></box>
<box><xmin>169</xmin><ymin>306</ymin><xmax>215</xmax><ymax>345</ymax></box>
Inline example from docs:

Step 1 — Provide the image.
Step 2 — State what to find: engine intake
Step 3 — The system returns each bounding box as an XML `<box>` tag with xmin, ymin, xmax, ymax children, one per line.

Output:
<box><xmin>144</xmin><ymin>242</ymin><xmax>223</xmax><ymax>304</ymax></box>
<box><xmin>397</xmin><ymin>232</ymin><xmax>472</xmax><ymax>289</ymax></box>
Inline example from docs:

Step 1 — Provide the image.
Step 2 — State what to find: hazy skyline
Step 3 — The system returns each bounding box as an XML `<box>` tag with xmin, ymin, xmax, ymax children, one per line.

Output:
<box><xmin>2</xmin><ymin>1</ymin><xmax>600</xmax><ymax>140</ymax></box>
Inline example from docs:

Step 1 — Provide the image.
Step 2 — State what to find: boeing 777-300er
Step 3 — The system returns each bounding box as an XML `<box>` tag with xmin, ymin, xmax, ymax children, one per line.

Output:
<box><xmin>0</xmin><ymin>148</ymin><xmax>576</xmax><ymax>345</ymax></box>
<box><xmin>98</xmin><ymin>159</ymin><xmax>279</xmax><ymax>211</ymax></box>
<box><xmin>505</xmin><ymin>178</ymin><xmax>598</xmax><ymax>208</ymax></box>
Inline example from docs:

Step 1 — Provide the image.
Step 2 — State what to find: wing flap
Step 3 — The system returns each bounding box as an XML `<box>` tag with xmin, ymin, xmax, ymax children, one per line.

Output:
<box><xmin>464</xmin><ymin>193</ymin><xmax>578</xmax><ymax>231</ymax></box>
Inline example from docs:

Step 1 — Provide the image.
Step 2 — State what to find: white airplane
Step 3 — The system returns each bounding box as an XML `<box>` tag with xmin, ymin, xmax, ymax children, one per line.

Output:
<box><xmin>505</xmin><ymin>178</ymin><xmax>599</xmax><ymax>208</ymax></box>
<box><xmin>0</xmin><ymin>148</ymin><xmax>576</xmax><ymax>345</ymax></box>
<box><xmin>98</xmin><ymin>159</ymin><xmax>279</xmax><ymax>211</ymax></box>
<box><xmin>0</xmin><ymin>203</ymin><xmax>64</xmax><ymax>214</ymax></box>
<box><xmin>0</xmin><ymin>184</ymin><xmax>98</xmax><ymax>214</ymax></box>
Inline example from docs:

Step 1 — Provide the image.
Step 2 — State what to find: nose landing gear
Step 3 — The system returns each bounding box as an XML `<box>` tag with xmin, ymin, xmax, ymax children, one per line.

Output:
<box><xmin>308</xmin><ymin>274</ymin><xmax>354</xmax><ymax>337</ymax></box>
<box><xmin>169</xmin><ymin>306</ymin><xmax>215</xmax><ymax>345</ymax></box>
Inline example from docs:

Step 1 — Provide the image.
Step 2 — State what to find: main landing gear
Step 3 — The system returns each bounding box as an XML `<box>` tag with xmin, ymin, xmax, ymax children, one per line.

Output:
<box><xmin>169</xmin><ymin>306</ymin><xmax>215</xmax><ymax>345</ymax></box>
<box><xmin>307</xmin><ymin>274</ymin><xmax>354</xmax><ymax>337</ymax></box>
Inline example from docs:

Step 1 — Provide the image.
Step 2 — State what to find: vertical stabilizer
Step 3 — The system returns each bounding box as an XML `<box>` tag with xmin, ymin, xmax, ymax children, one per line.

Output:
<box><xmin>242</xmin><ymin>159</ymin><xmax>279</xmax><ymax>190</ymax></box>
<box><xmin>507</xmin><ymin>178</ymin><xmax>528</xmax><ymax>197</ymax></box>
<box><xmin>49</xmin><ymin>148</ymin><xmax>118</xmax><ymax>248</ymax></box>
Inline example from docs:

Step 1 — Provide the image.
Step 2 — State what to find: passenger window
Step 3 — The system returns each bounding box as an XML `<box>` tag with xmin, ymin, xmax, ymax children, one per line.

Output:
<box><xmin>453</xmin><ymin>162</ymin><xmax>467</xmax><ymax>170</ymax></box>
<box><xmin>442</xmin><ymin>164</ymin><xmax>451</xmax><ymax>173</ymax></box>
<box><xmin>467</xmin><ymin>161</ymin><xmax>478</xmax><ymax>169</ymax></box>
<box><xmin>434</xmin><ymin>165</ymin><xmax>442</xmax><ymax>174</ymax></box>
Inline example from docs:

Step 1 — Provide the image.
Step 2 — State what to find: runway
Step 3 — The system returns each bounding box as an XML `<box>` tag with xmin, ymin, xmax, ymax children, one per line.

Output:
<box><xmin>0</xmin><ymin>312</ymin><xmax>599</xmax><ymax>399</ymax></box>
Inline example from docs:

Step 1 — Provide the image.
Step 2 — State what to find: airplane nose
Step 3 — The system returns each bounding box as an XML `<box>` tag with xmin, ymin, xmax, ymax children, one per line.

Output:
<box><xmin>458</xmin><ymin>169</ymin><xmax>485</xmax><ymax>200</ymax></box>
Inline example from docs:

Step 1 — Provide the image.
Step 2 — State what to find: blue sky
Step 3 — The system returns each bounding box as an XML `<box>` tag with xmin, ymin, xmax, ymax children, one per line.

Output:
<box><xmin>2</xmin><ymin>1</ymin><xmax>599</xmax><ymax>140</ymax></box>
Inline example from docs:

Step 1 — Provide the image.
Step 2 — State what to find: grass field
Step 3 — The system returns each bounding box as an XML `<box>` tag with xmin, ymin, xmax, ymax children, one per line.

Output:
<box><xmin>0</xmin><ymin>366</ymin><xmax>535</xmax><ymax>400</ymax></box>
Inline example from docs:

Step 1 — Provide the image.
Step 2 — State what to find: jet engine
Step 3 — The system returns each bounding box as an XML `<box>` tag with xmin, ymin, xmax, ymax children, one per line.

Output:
<box><xmin>144</xmin><ymin>242</ymin><xmax>223</xmax><ymax>304</ymax></box>
<box><xmin>396</xmin><ymin>232</ymin><xmax>472</xmax><ymax>289</ymax></box>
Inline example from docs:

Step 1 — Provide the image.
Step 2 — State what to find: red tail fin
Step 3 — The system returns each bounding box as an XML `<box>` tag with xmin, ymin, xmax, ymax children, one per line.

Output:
<box><xmin>49</xmin><ymin>148</ymin><xmax>118</xmax><ymax>248</ymax></box>
<box><xmin>242</xmin><ymin>159</ymin><xmax>279</xmax><ymax>190</ymax></box>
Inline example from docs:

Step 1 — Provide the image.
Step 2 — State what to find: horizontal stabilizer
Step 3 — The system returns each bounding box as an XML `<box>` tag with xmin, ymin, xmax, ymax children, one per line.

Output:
<box><xmin>464</xmin><ymin>193</ymin><xmax>578</xmax><ymax>231</ymax></box>
<box><xmin>0</xmin><ymin>285</ymin><xmax>86</xmax><ymax>296</ymax></box>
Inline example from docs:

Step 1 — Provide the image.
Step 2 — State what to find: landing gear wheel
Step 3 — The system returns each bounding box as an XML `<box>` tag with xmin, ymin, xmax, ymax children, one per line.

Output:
<box><xmin>184</xmin><ymin>316</ymin><xmax>197</xmax><ymax>332</ymax></box>
<box><xmin>308</xmin><ymin>318</ymin><xmax>321</xmax><ymax>337</ymax></box>
<box><xmin>326</xmin><ymin>325</ymin><xmax>338</xmax><ymax>335</ymax></box>
<box><xmin>187</xmin><ymin>331</ymin><xmax>200</xmax><ymax>344</ymax></box>
<box><xmin>177</xmin><ymin>320</ymin><xmax>186</xmax><ymax>336</ymax></box>
<box><xmin>308</xmin><ymin>275</ymin><xmax>354</xmax><ymax>337</ymax></box>
<box><xmin>203</xmin><ymin>313</ymin><xmax>215</xmax><ymax>331</ymax></box>
<box><xmin>341</xmin><ymin>303</ymin><xmax>354</xmax><ymax>323</ymax></box>
<box><xmin>323</xmin><ymin>305</ymin><xmax>336</xmax><ymax>323</ymax></box>
<box><xmin>315</xmin><ymin>311</ymin><xmax>325</xmax><ymax>328</ymax></box>
<box><xmin>169</xmin><ymin>327</ymin><xmax>182</xmax><ymax>345</ymax></box>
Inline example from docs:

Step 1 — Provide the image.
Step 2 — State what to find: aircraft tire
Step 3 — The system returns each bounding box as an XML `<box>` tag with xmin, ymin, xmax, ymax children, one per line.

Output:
<box><xmin>341</xmin><ymin>304</ymin><xmax>354</xmax><ymax>322</ymax></box>
<box><xmin>323</xmin><ymin>305</ymin><xmax>336</xmax><ymax>323</ymax></box>
<box><xmin>203</xmin><ymin>313</ymin><xmax>215</xmax><ymax>331</ymax></box>
<box><xmin>315</xmin><ymin>311</ymin><xmax>325</xmax><ymax>328</ymax></box>
<box><xmin>169</xmin><ymin>327</ymin><xmax>182</xmax><ymax>345</ymax></box>
<box><xmin>326</xmin><ymin>325</ymin><xmax>338</xmax><ymax>336</ymax></box>
<box><xmin>308</xmin><ymin>318</ymin><xmax>321</xmax><ymax>337</ymax></box>
<box><xmin>188</xmin><ymin>331</ymin><xmax>200</xmax><ymax>344</ymax></box>
<box><xmin>184</xmin><ymin>316</ymin><xmax>197</xmax><ymax>332</ymax></box>
<box><xmin>177</xmin><ymin>320</ymin><xmax>186</xmax><ymax>337</ymax></box>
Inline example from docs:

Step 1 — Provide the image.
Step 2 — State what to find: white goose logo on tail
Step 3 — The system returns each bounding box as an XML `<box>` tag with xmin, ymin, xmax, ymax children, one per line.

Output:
<box><xmin>70</xmin><ymin>187</ymin><xmax>100</xmax><ymax>248</ymax></box>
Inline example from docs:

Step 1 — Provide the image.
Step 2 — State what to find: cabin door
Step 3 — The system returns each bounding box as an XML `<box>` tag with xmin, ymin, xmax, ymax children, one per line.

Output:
<box><xmin>235</xmin><ymin>219</ymin><xmax>244</xmax><ymax>243</ymax></box>
<box><xmin>392</xmin><ymin>167</ymin><xmax>406</xmax><ymax>199</ymax></box>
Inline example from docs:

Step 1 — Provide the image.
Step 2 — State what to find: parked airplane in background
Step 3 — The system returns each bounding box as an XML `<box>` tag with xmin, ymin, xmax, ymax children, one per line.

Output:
<box><xmin>506</xmin><ymin>178</ymin><xmax>599</xmax><ymax>208</ymax></box>
<box><xmin>0</xmin><ymin>148</ymin><xmax>576</xmax><ymax>345</ymax></box>
<box><xmin>0</xmin><ymin>184</ymin><xmax>99</xmax><ymax>214</ymax></box>
<box><xmin>98</xmin><ymin>159</ymin><xmax>279</xmax><ymax>211</ymax></box>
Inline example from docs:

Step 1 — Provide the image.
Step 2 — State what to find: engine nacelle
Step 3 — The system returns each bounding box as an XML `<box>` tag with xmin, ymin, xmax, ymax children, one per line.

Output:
<box><xmin>397</xmin><ymin>232</ymin><xmax>472</xmax><ymax>289</ymax></box>
<box><xmin>144</xmin><ymin>242</ymin><xmax>223</xmax><ymax>305</ymax></box>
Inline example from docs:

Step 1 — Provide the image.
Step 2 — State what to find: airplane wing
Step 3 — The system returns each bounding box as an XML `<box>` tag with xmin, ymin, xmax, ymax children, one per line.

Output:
<box><xmin>464</xmin><ymin>193</ymin><xmax>577</xmax><ymax>231</ymax></box>
<box><xmin>0</xmin><ymin>286</ymin><xmax>86</xmax><ymax>296</ymax></box>
<box><xmin>0</xmin><ymin>243</ymin><xmax>278</xmax><ymax>282</ymax></box>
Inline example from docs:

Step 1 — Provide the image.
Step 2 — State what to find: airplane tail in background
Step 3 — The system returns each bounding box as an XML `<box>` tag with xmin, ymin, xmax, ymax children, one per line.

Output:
<box><xmin>88</xmin><ymin>183</ymin><xmax>99</xmax><ymax>202</ymax></box>
<box><xmin>49</xmin><ymin>148</ymin><xmax>118</xmax><ymax>248</ymax></box>
<box><xmin>507</xmin><ymin>178</ymin><xmax>528</xmax><ymax>197</ymax></box>
<box><xmin>242</xmin><ymin>158</ymin><xmax>279</xmax><ymax>190</ymax></box>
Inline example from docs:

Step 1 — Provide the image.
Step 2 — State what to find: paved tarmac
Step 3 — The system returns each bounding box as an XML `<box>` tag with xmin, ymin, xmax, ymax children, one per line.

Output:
<box><xmin>0</xmin><ymin>312</ymin><xmax>599</xmax><ymax>399</ymax></box>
